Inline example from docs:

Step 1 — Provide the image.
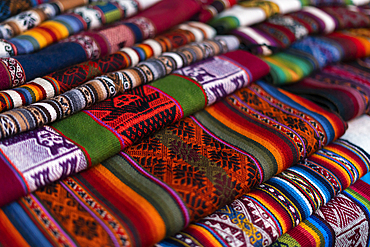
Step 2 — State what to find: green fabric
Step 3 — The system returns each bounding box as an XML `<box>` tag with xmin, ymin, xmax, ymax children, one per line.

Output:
<box><xmin>103</xmin><ymin>154</ymin><xmax>187</xmax><ymax>236</ymax></box>
<box><xmin>151</xmin><ymin>75</ymin><xmax>207</xmax><ymax>117</ymax></box>
<box><xmin>52</xmin><ymin>112</ymin><xmax>122</xmax><ymax>165</ymax></box>
<box><xmin>263</xmin><ymin>52</ymin><xmax>315</xmax><ymax>85</ymax></box>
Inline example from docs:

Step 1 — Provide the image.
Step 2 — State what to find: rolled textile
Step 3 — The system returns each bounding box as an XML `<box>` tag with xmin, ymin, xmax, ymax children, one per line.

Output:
<box><xmin>0</xmin><ymin>22</ymin><xmax>214</xmax><ymax>112</ymax></box>
<box><xmin>0</xmin><ymin>35</ymin><xmax>239</xmax><ymax>140</ymax></box>
<box><xmin>0</xmin><ymin>0</ymin><xmax>96</xmax><ymax>39</ymax></box>
<box><xmin>234</xmin><ymin>6</ymin><xmax>370</xmax><ymax>55</ymax></box>
<box><xmin>209</xmin><ymin>0</ymin><xmax>370</xmax><ymax>35</ymax></box>
<box><xmin>264</xmin><ymin>30</ymin><xmax>370</xmax><ymax>84</ymax></box>
<box><xmin>0</xmin><ymin>0</ymin><xmax>161</xmax><ymax>57</ymax></box>
<box><xmin>0</xmin><ymin>0</ymin><xmax>51</xmax><ymax>23</ymax></box>
<box><xmin>192</xmin><ymin>0</ymin><xmax>238</xmax><ymax>23</ymax></box>
<box><xmin>0</xmin><ymin>0</ymin><xmax>202</xmax><ymax>90</ymax></box>
<box><xmin>0</xmin><ymin>49</ymin><xmax>270</xmax><ymax>207</ymax></box>
<box><xmin>209</xmin><ymin>0</ymin><xmax>303</xmax><ymax>34</ymax></box>
<box><xmin>281</xmin><ymin>58</ymin><xmax>370</xmax><ymax>121</ymax></box>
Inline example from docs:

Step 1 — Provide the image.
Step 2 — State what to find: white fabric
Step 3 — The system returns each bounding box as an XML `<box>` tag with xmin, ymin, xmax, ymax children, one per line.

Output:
<box><xmin>120</xmin><ymin>47</ymin><xmax>140</xmax><ymax>67</ymax></box>
<box><xmin>342</xmin><ymin>115</ymin><xmax>370</xmax><ymax>154</ymax></box>
<box><xmin>302</xmin><ymin>6</ymin><xmax>336</xmax><ymax>34</ymax></box>
<box><xmin>269</xmin><ymin>0</ymin><xmax>302</xmax><ymax>14</ymax></box>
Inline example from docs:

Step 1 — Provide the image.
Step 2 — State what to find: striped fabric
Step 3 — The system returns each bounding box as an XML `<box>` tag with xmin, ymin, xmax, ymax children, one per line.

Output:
<box><xmin>161</xmin><ymin>138</ymin><xmax>370</xmax><ymax>246</ymax></box>
<box><xmin>0</xmin><ymin>0</ymin><xmax>51</xmax><ymax>22</ymax></box>
<box><xmin>0</xmin><ymin>35</ymin><xmax>240</xmax><ymax>139</ymax></box>
<box><xmin>281</xmin><ymin>58</ymin><xmax>370</xmax><ymax>121</ymax></box>
<box><xmin>234</xmin><ymin>6</ymin><xmax>370</xmax><ymax>56</ymax></box>
<box><xmin>0</xmin><ymin>0</ymin><xmax>203</xmax><ymax>90</ymax></box>
<box><xmin>273</xmin><ymin>115</ymin><xmax>370</xmax><ymax>246</ymax></box>
<box><xmin>0</xmin><ymin>22</ymin><xmax>215</xmax><ymax>112</ymax></box>
<box><xmin>263</xmin><ymin>30</ymin><xmax>370</xmax><ymax>84</ymax></box>
<box><xmin>0</xmin><ymin>73</ymin><xmax>348</xmax><ymax>247</ymax></box>
<box><xmin>0</xmin><ymin>0</ymin><xmax>161</xmax><ymax>57</ymax></box>
<box><xmin>0</xmin><ymin>49</ymin><xmax>270</xmax><ymax>207</ymax></box>
<box><xmin>0</xmin><ymin>0</ymin><xmax>93</xmax><ymax>39</ymax></box>
<box><xmin>209</xmin><ymin>0</ymin><xmax>370</xmax><ymax>34</ymax></box>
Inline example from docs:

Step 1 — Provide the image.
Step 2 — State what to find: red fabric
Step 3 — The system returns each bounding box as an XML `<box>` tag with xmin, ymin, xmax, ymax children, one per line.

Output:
<box><xmin>222</xmin><ymin>50</ymin><xmax>271</xmax><ymax>82</ymax></box>
<box><xmin>135</xmin><ymin>0</ymin><xmax>202</xmax><ymax>34</ymax></box>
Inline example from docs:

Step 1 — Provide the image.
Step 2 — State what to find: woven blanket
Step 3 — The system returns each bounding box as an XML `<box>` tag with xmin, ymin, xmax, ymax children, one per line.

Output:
<box><xmin>0</xmin><ymin>35</ymin><xmax>240</xmax><ymax>139</ymax></box>
<box><xmin>192</xmin><ymin>0</ymin><xmax>238</xmax><ymax>23</ymax></box>
<box><xmin>160</xmin><ymin>137</ymin><xmax>370</xmax><ymax>246</ymax></box>
<box><xmin>0</xmin><ymin>0</ymin><xmax>204</xmax><ymax>90</ymax></box>
<box><xmin>0</xmin><ymin>22</ymin><xmax>215</xmax><ymax>112</ymax></box>
<box><xmin>0</xmin><ymin>76</ymin><xmax>347</xmax><ymax>246</ymax></box>
<box><xmin>0</xmin><ymin>0</ymin><xmax>160</xmax><ymax>57</ymax></box>
<box><xmin>0</xmin><ymin>49</ymin><xmax>269</xmax><ymax>207</ymax></box>
<box><xmin>272</xmin><ymin>115</ymin><xmax>370</xmax><ymax>246</ymax></box>
<box><xmin>273</xmin><ymin>179</ymin><xmax>370</xmax><ymax>246</ymax></box>
<box><xmin>234</xmin><ymin>6</ymin><xmax>370</xmax><ymax>55</ymax></box>
<box><xmin>264</xmin><ymin>30</ymin><xmax>370</xmax><ymax>84</ymax></box>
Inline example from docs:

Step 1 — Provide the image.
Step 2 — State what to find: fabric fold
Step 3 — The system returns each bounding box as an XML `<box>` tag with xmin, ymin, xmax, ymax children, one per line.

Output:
<box><xmin>0</xmin><ymin>22</ymin><xmax>215</xmax><ymax>112</ymax></box>
<box><xmin>0</xmin><ymin>74</ymin><xmax>348</xmax><ymax>247</ymax></box>
<box><xmin>0</xmin><ymin>0</ymin><xmax>161</xmax><ymax>57</ymax></box>
<box><xmin>0</xmin><ymin>0</ymin><xmax>202</xmax><ymax>90</ymax></box>
<box><xmin>0</xmin><ymin>35</ymin><xmax>239</xmax><ymax>140</ymax></box>
<box><xmin>0</xmin><ymin>49</ymin><xmax>270</xmax><ymax>208</ymax></box>
<box><xmin>272</xmin><ymin>114</ymin><xmax>370</xmax><ymax>246</ymax></box>
<box><xmin>0</xmin><ymin>0</ymin><xmax>95</xmax><ymax>39</ymax></box>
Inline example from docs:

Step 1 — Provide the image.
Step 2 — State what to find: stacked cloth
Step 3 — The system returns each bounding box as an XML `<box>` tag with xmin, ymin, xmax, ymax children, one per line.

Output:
<box><xmin>1</xmin><ymin>0</ymin><xmax>370</xmax><ymax>246</ymax></box>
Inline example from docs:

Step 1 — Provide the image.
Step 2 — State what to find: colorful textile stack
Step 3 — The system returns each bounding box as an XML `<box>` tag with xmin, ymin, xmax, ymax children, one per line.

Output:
<box><xmin>192</xmin><ymin>0</ymin><xmax>238</xmax><ymax>23</ymax></box>
<box><xmin>0</xmin><ymin>0</ymin><xmax>50</xmax><ymax>22</ymax></box>
<box><xmin>234</xmin><ymin>6</ymin><xmax>370</xmax><ymax>56</ymax></box>
<box><xmin>263</xmin><ymin>30</ymin><xmax>370</xmax><ymax>84</ymax></box>
<box><xmin>281</xmin><ymin>58</ymin><xmax>370</xmax><ymax>121</ymax></box>
<box><xmin>0</xmin><ymin>22</ymin><xmax>215</xmax><ymax>112</ymax></box>
<box><xmin>209</xmin><ymin>0</ymin><xmax>303</xmax><ymax>34</ymax></box>
<box><xmin>0</xmin><ymin>0</ymin><xmax>370</xmax><ymax>246</ymax></box>
<box><xmin>0</xmin><ymin>0</ymin><xmax>162</xmax><ymax>57</ymax></box>
<box><xmin>0</xmin><ymin>49</ymin><xmax>270</xmax><ymax>207</ymax></box>
<box><xmin>208</xmin><ymin>0</ymin><xmax>370</xmax><ymax>34</ymax></box>
<box><xmin>0</xmin><ymin>77</ymin><xmax>348</xmax><ymax>246</ymax></box>
<box><xmin>160</xmin><ymin>136</ymin><xmax>370</xmax><ymax>246</ymax></box>
<box><xmin>0</xmin><ymin>35</ymin><xmax>239</xmax><ymax>139</ymax></box>
<box><xmin>272</xmin><ymin>115</ymin><xmax>370</xmax><ymax>246</ymax></box>
<box><xmin>0</xmin><ymin>0</ymin><xmax>203</xmax><ymax>90</ymax></box>
<box><xmin>0</xmin><ymin>0</ymin><xmax>94</xmax><ymax>39</ymax></box>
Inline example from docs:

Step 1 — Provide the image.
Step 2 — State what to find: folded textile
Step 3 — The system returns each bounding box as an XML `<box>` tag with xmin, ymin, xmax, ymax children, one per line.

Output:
<box><xmin>0</xmin><ymin>0</ymin><xmax>161</xmax><ymax>57</ymax></box>
<box><xmin>0</xmin><ymin>0</ymin><xmax>95</xmax><ymax>39</ymax></box>
<box><xmin>273</xmin><ymin>179</ymin><xmax>370</xmax><ymax>247</ymax></box>
<box><xmin>0</xmin><ymin>22</ymin><xmax>215</xmax><ymax>112</ymax></box>
<box><xmin>281</xmin><ymin>58</ymin><xmax>370</xmax><ymax>121</ymax></box>
<box><xmin>272</xmin><ymin>115</ymin><xmax>370</xmax><ymax>246</ymax></box>
<box><xmin>209</xmin><ymin>0</ymin><xmax>303</xmax><ymax>34</ymax></box>
<box><xmin>264</xmin><ymin>30</ymin><xmax>370</xmax><ymax>84</ymax></box>
<box><xmin>0</xmin><ymin>35</ymin><xmax>239</xmax><ymax>139</ymax></box>
<box><xmin>160</xmin><ymin>137</ymin><xmax>370</xmax><ymax>246</ymax></box>
<box><xmin>0</xmin><ymin>0</ymin><xmax>202</xmax><ymax>90</ymax></box>
<box><xmin>0</xmin><ymin>0</ymin><xmax>51</xmax><ymax>22</ymax></box>
<box><xmin>191</xmin><ymin>0</ymin><xmax>238</xmax><ymax>23</ymax></box>
<box><xmin>0</xmin><ymin>76</ymin><xmax>347</xmax><ymax>246</ymax></box>
<box><xmin>0</xmin><ymin>49</ymin><xmax>270</xmax><ymax>207</ymax></box>
<box><xmin>234</xmin><ymin>6</ymin><xmax>370</xmax><ymax>55</ymax></box>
